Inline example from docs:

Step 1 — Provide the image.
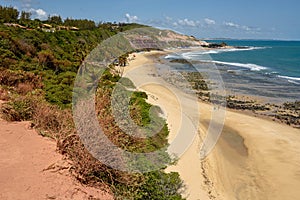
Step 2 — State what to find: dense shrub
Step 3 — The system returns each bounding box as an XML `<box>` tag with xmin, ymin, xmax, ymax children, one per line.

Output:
<box><xmin>0</xmin><ymin>95</ymin><xmax>36</xmax><ymax>121</ymax></box>
<box><xmin>0</xmin><ymin>69</ymin><xmax>43</xmax><ymax>90</ymax></box>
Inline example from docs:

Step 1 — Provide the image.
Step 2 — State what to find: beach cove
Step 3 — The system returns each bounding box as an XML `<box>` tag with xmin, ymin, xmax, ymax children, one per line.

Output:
<box><xmin>123</xmin><ymin>50</ymin><xmax>300</xmax><ymax>200</ymax></box>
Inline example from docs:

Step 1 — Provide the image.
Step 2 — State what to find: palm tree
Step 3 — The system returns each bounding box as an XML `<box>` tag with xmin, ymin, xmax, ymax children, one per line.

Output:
<box><xmin>118</xmin><ymin>54</ymin><xmax>128</xmax><ymax>67</ymax></box>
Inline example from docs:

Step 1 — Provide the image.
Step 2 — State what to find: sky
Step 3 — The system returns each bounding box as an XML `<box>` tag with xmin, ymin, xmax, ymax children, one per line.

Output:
<box><xmin>1</xmin><ymin>0</ymin><xmax>300</xmax><ymax>40</ymax></box>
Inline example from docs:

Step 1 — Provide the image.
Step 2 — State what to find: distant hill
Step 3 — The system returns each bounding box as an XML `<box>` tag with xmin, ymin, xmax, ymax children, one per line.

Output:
<box><xmin>124</xmin><ymin>27</ymin><xmax>208</xmax><ymax>49</ymax></box>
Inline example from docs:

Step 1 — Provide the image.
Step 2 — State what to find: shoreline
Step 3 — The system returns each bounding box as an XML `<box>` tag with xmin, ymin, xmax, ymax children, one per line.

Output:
<box><xmin>161</xmin><ymin>51</ymin><xmax>300</xmax><ymax>128</ymax></box>
<box><xmin>163</xmin><ymin>44</ymin><xmax>300</xmax><ymax>104</ymax></box>
<box><xmin>124</xmin><ymin>50</ymin><xmax>300</xmax><ymax>200</ymax></box>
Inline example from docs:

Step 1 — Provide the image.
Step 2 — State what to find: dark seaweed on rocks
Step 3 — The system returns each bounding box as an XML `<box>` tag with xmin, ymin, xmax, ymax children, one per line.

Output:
<box><xmin>181</xmin><ymin>71</ymin><xmax>300</xmax><ymax>128</ymax></box>
<box><xmin>274</xmin><ymin>101</ymin><xmax>300</xmax><ymax>127</ymax></box>
<box><xmin>181</xmin><ymin>71</ymin><xmax>208</xmax><ymax>91</ymax></box>
<box><xmin>170</xmin><ymin>59</ymin><xmax>193</xmax><ymax>66</ymax></box>
<box><xmin>226</xmin><ymin>96</ymin><xmax>270</xmax><ymax>111</ymax></box>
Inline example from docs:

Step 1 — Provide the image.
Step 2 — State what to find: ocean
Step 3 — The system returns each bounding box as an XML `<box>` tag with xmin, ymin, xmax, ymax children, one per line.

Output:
<box><xmin>164</xmin><ymin>40</ymin><xmax>300</xmax><ymax>103</ymax></box>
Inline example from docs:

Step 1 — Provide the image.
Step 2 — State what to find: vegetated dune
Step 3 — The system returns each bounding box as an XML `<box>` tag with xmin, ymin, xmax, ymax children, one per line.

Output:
<box><xmin>0</xmin><ymin>101</ymin><xmax>113</xmax><ymax>200</ymax></box>
<box><xmin>124</xmin><ymin>51</ymin><xmax>300</xmax><ymax>200</ymax></box>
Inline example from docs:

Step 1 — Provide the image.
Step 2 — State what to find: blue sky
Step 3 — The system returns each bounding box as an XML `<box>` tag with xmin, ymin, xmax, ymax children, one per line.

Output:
<box><xmin>1</xmin><ymin>0</ymin><xmax>300</xmax><ymax>40</ymax></box>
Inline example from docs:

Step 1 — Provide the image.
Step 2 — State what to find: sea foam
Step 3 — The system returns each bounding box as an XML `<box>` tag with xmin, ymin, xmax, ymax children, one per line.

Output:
<box><xmin>210</xmin><ymin>60</ymin><xmax>268</xmax><ymax>71</ymax></box>
<box><xmin>165</xmin><ymin>46</ymin><xmax>268</xmax><ymax>60</ymax></box>
<box><xmin>180</xmin><ymin>46</ymin><xmax>268</xmax><ymax>58</ymax></box>
<box><xmin>278</xmin><ymin>75</ymin><xmax>300</xmax><ymax>81</ymax></box>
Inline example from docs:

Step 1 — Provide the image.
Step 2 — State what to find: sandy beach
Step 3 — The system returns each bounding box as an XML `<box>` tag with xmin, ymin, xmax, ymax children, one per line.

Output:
<box><xmin>123</xmin><ymin>51</ymin><xmax>300</xmax><ymax>200</ymax></box>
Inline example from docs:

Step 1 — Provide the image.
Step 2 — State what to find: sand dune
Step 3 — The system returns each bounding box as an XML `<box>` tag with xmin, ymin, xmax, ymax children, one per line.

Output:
<box><xmin>124</xmin><ymin>51</ymin><xmax>300</xmax><ymax>200</ymax></box>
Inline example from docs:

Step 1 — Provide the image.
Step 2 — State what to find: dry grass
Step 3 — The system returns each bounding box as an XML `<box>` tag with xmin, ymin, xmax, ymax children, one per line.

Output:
<box><xmin>0</xmin><ymin>95</ymin><xmax>36</xmax><ymax>121</ymax></box>
<box><xmin>33</xmin><ymin>103</ymin><xmax>75</xmax><ymax>140</ymax></box>
<box><xmin>0</xmin><ymin>69</ymin><xmax>43</xmax><ymax>94</ymax></box>
<box><xmin>0</xmin><ymin>87</ymin><xmax>9</xmax><ymax>101</ymax></box>
<box><xmin>16</xmin><ymin>82</ymin><xmax>35</xmax><ymax>95</ymax></box>
<box><xmin>0</xmin><ymin>90</ymin><xmax>136</xmax><ymax>186</ymax></box>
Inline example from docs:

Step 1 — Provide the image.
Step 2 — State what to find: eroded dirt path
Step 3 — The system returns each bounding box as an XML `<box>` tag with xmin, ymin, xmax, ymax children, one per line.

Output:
<box><xmin>0</xmin><ymin>102</ymin><xmax>113</xmax><ymax>200</ymax></box>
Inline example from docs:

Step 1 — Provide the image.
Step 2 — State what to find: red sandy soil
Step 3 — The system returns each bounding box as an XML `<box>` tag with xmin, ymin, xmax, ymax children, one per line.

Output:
<box><xmin>0</xmin><ymin>101</ymin><xmax>113</xmax><ymax>200</ymax></box>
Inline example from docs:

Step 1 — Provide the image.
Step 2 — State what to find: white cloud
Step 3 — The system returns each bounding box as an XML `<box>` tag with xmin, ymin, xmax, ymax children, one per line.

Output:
<box><xmin>204</xmin><ymin>18</ymin><xmax>216</xmax><ymax>25</ymax></box>
<box><xmin>177</xmin><ymin>18</ymin><xmax>198</xmax><ymax>27</ymax></box>
<box><xmin>137</xmin><ymin>15</ymin><xmax>262</xmax><ymax>38</ymax></box>
<box><xmin>13</xmin><ymin>0</ymin><xmax>48</xmax><ymax>20</ymax></box>
<box><xmin>224</xmin><ymin>22</ymin><xmax>240</xmax><ymax>28</ymax></box>
<box><xmin>165</xmin><ymin>16</ymin><xmax>172</xmax><ymax>21</ymax></box>
<box><xmin>224</xmin><ymin>21</ymin><xmax>261</xmax><ymax>33</ymax></box>
<box><xmin>241</xmin><ymin>25</ymin><xmax>251</xmax><ymax>31</ymax></box>
<box><xmin>248</xmin><ymin>26</ymin><xmax>261</xmax><ymax>32</ymax></box>
<box><xmin>125</xmin><ymin>13</ymin><xmax>138</xmax><ymax>23</ymax></box>
<box><xmin>29</xmin><ymin>8</ymin><xmax>47</xmax><ymax>20</ymax></box>
<box><xmin>36</xmin><ymin>9</ymin><xmax>46</xmax><ymax>18</ymax></box>
<box><xmin>222</xmin><ymin>21</ymin><xmax>262</xmax><ymax>35</ymax></box>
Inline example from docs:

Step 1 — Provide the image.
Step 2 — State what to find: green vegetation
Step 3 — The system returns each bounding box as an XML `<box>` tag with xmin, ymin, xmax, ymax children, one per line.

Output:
<box><xmin>0</xmin><ymin>25</ymin><xmax>111</xmax><ymax>107</ymax></box>
<box><xmin>96</xmin><ymin>69</ymin><xmax>170</xmax><ymax>153</ymax></box>
<box><xmin>1</xmin><ymin>95</ymin><xmax>35</xmax><ymax>121</ymax></box>
<box><xmin>0</xmin><ymin>5</ymin><xmax>185</xmax><ymax>199</ymax></box>
<box><xmin>0</xmin><ymin>6</ymin><xmax>19</xmax><ymax>23</ymax></box>
<box><xmin>94</xmin><ymin>70</ymin><xmax>184</xmax><ymax>199</ymax></box>
<box><xmin>0</xmin><ymin>6</ymin><xmax>147</xmax><ymax>108</ymax></box>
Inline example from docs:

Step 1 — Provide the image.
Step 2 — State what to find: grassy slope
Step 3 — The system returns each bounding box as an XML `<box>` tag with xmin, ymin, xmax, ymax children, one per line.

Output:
<box><xmin>0</xmin><ymin>21</ymin><xmax>185</xmax><ymax>199</ymax></box>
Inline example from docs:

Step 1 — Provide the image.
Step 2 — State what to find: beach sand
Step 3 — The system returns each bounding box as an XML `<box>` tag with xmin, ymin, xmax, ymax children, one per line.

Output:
<box><xmin>123</xmin><ymin>51</ymin><xmax>300</xmax><ymax>200</ymax></box>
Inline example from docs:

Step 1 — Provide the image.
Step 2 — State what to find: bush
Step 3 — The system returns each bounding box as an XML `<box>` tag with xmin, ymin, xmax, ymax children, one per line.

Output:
<box><xmin>137</xmin><ymin>171</ymin><xmax>185</xmax><ymax>200</ymax></box>
<box><xmin>0</xmin><ymin>69</ymin><xmax>43</xmax><ymax>92</ymax></box>
<box><xmin>33</xmin><ymin>102</ymin><xmax>75</xmax><ymax>140</ymax></box>
<box><xmin>94</xmin><ymin>71</ymin><xmax>184</xmax><ymax>199</ymax></box>
<box><xmin>0</xmin><ymin>95</ymin><xmax>35</xmax><ymax>121</ymax></box>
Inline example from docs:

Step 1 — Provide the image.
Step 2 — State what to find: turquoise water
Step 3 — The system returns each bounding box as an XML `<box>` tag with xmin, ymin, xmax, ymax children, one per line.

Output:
<box><xmin>164</xmin><ymin>40</ymin><xmax>300</xmax><ymax>102</ymax></box>
<box><xmin>205</xmin><ymin>40</ymin><xmax>300</xmax><ymax>80</ymax></box>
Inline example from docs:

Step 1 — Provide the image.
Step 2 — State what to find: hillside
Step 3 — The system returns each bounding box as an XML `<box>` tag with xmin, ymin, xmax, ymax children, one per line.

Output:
<box><xmin>0</xmin><ymin>13</ymin><xmax>146</xmax><ymax>108</ymax></box>
<box><xmin>0</xmin><ymin>5</ymin><xmax>206</xmax><ymax>200</ymax></box>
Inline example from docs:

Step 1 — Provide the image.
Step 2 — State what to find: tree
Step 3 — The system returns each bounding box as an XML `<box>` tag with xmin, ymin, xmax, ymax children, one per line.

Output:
<box><xmin>118</xmin><ymin>54</ymin><xmax>128</xmax><ymax>67</ymax></box>
<box><xmin>64</xmin><ymin>18</ymin><xmax>96</xmax><ymax>30</ymax></box>
<box><xmin>20</xmin><ymin>11</ymin><xmax>31</xmax><ymax>21</ymax></box>
<box><xmin>37</xmin><ymin>50</ymin><xmax>57</xmax><ymax>71</ymax></box>
<box><xmin>48</xmin><ymin>15</ymin><xmax>63</xmax><ymax>25</ymax></box>
<box><xmin>19</xmin><ymin>11</ymin><xmax>31</xmax><ymax>26</ymax></box>
<box><xmin>0</xmin><ymin>6</ymin><xmax>19</xmax><ymax>23</ymax></box>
